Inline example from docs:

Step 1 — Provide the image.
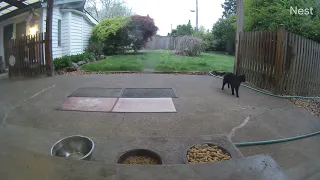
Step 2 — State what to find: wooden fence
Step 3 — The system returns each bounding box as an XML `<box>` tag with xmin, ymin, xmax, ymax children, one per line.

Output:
<box><xmin>144</xmin><ymin>36</ymin><xmax>183</xmax><ymax>50</ymax></box>
<box><xmin>5</xmin><ymin>32</ymin><xmax>47</xmax><ymax>77</ymax></box>
<box><xmin>236</xmin><ymin>25</ymin><xmax>320</xmax><ymax>96</ymax></box>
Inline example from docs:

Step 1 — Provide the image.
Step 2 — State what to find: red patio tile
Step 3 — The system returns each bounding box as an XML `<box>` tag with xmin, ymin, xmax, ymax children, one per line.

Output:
<box><xmin>112</xmin><ymin>98</ymin><xmax>176</xmax><ymax>113</ymax></box>
<box><xmin>60</xmin><ymin>97</ymin><xmax>118</xmax><ymax>112</ymax></box>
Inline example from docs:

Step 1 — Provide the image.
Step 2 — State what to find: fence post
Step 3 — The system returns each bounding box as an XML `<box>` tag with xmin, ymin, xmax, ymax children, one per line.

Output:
<box><xmin>236</xmin><ymin>32</ymin><xmax>242</xmax><ymax>75</ymax></box>
<box><xmin>45</xmin><ymin>0</ymin><xmax>54</xmax><ymax>76</ymax></box>
<box><xmin>274</xmin><ymin>24</ymin><xmax>287</xmax><ymax>94</ymax></box>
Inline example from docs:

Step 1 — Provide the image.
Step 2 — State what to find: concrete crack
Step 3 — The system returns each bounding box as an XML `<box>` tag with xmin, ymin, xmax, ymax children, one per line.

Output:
<box><xmin>114</xmin><ymin>113</ymin><xmax>126</xmax><ymax>136</ymax></box>
<box><xmin>228</xmin><ymin>115</ymin><xmax>251</xmax><ymax>139</ymax></box>
<box><xmin>2</xmin><ymin>84</ymin><xmax>56</xmax><ymax>126</ymax></box>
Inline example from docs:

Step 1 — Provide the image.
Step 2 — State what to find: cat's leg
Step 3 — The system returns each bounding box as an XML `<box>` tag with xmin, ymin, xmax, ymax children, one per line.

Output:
<box><xmin>222</xmin><ymin>79</ymin><xmax>227</xmax><ymax>90</ymax></box>
<box><xmin>235</xmin><ymin>86</ymin><xmax>239</xmax><ymax>97</ymax></box>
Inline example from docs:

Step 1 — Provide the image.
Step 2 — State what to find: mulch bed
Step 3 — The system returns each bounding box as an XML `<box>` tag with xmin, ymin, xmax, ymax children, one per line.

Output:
<box><xmin>288</xmin><ymin>98</ymin><xmax>320</xmax><ymax>117</ymax></box>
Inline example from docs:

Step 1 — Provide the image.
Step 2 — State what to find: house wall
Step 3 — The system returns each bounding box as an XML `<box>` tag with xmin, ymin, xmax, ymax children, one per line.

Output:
<box><xmin>69</xmin><ymin>12</ymin><xmax>95</xmax><ymax>55</ymax></box>
<box><xmin>62</xmin><ymin>12</ymin><xmax>71</xmax><ymax>56</ymax></box>
<box><xmin>70</xmin><ymin>13</ymin><xmax>83</xmax><ymax>55</ymax></box>
<box><xmin>42</xmin><ymin>7</ymin><xmax>64</xmax><ymax>59</ymax></box>
<box><xmin>0</xmin><ymin>5</ymin><xmax>96</xmax><ymax>65</ymax></box>
<box><xmin>82</xmin><ymin>15</ymin><xmax>93</xmax><ymax>52</ymax></box>
<box><xmin>41</xmin><ymin>8</ymin><xmax>95</xmax><ymax>58</ymax></box>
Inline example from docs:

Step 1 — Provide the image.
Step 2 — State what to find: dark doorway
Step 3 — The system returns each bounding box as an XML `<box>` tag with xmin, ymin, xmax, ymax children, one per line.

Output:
<box><xmin>3</xmin><ymin>24</ymin><xmax>13</xmax><ymax>68</ymax></box>
<box><xmin>16</xmin><ymin>21</ymin><xmax>26</xmax><ymax>38</ymax></box>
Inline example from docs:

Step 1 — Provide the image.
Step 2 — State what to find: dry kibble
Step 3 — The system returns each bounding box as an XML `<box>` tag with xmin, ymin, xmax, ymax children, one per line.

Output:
<box><xmin>187</xmin><ymin>144</ymin><xmax>232</xmax><ymax>164</ymax></box>
<box><xmin>122</xmin><ymin>156</ymin><xmax>158</xmax><ymax>164</ymax></box>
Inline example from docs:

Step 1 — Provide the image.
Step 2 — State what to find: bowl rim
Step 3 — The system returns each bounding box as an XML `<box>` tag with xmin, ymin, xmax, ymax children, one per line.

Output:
<box><xmin>182</xmin><ymin>142</ymin><xmax>232</xmax><ymax>164</ymax></box>
<box><xmin>50</xmin><ymin>135</ymin><xmax>95</xmax><ymax>160</ymax></box>
<box><xmin>115</xmin><ymin>148</ymin><xmax>164</xmax><ymax>165</ymax></box>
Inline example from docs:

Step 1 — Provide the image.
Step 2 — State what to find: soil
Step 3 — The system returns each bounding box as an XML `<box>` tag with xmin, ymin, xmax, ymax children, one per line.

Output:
<box><xmin>288</xmin><ymin>98</ymin><xmax>320</xmax><ymax>117</ymax></box>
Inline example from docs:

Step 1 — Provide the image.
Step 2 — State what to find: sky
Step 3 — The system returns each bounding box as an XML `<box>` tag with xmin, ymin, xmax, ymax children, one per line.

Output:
<box><xmin>122</xmin><ymin>0</ymin><xmax>225</xmax><ymax>36</ymax></box>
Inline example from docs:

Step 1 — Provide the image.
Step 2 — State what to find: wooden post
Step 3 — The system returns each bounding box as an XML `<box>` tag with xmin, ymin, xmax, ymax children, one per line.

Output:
<box><xmin>234</xmin><ymin>0</ymin><xmax>244</xmax><ymax>74</ymax></box>
<box><xmin>45</xmin><ymin>0</ymin><xmax>54</xmax><ymax>76</ymax></box>
<box><xmin>274</xmin><ymin>24</ymin><xmax>286</xmax><ymax>94</ymax></box>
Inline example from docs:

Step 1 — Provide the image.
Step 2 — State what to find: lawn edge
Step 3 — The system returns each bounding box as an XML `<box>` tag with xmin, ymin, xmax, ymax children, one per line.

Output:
<box><xmin>55</xmin><ymin>70</ymin><xmax>211</xmax><ymax>76</ymax></box>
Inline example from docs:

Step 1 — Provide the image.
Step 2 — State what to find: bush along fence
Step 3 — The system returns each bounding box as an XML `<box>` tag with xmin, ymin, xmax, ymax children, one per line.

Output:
<box><xmin>53</xmin><ymin>52</ymin><xmax>105</xmax><ymax>71</ymax></box>
<box><xmin>144</xmin><ymin>36</ymin><xmax>183</xmax><ymax>50</ymax></box>
<box><xmin>236</xmin><ymin>25</ymin><xmax>320</xmax><ymax>96</ymax></box>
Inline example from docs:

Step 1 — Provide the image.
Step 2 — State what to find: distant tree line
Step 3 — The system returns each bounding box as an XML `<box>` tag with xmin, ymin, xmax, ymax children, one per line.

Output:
<box><xmin>168</xmin><ymin>0</ymin><xmax>320</xmax><ymax>54</ymax></box>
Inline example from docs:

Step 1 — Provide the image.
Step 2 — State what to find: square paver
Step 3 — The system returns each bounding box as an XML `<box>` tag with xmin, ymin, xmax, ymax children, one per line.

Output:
<box><xmin>59</xmin><ymin>97</ymin><xmax>118</xmax><ymax>112</ymax></box>
<box><xmin>121</xmin><ymin>88</ymin><xmax>177</xmax><ymax>98</ymax></box>
<box><xmin>112</xmin><ymin>98</ymin><xmax>177</xmax><ymax>112</ymax></box>
<box><xmin>69</xmin><ymin>88</ymin><xmax>123</xmax><ymax>98</ymax></box>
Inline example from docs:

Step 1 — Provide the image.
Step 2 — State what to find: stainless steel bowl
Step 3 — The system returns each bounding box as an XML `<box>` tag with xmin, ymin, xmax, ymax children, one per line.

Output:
<box><xmin>51</xmin><ymin>135</ymin><xmax>94</xmax><ymax>160</ymax></box>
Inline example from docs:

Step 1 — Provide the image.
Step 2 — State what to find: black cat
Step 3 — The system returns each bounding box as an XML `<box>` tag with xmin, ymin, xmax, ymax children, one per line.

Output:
<box><xmin>222</xmin><ymin>73</ymin><xmax>246</xmax><ymax>98</ymax></box>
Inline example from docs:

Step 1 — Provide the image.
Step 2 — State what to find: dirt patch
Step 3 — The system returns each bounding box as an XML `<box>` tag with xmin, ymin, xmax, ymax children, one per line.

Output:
<box><xmin>288</xmin><ymin>98</ymin><xmax>320</xmax><ymax>117</ymax></box>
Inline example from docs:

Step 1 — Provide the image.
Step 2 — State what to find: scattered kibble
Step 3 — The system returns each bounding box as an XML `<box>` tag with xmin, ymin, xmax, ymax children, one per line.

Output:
<box><xmin>187</xmin><ymin>144</ymin><xmax>231</xmax><ymax>164</ymax></box>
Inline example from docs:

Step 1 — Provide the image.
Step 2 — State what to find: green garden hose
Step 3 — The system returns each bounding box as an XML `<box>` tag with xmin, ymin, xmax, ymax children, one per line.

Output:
<box><xmin>233</xmin><ymin>131</ymin><xmax>320</xmax><ymax>147</ymax></box>
<box><xmin>207</xmin><ymin>71</ymin><xmax>320</xmax><ymax>146</ymax></box>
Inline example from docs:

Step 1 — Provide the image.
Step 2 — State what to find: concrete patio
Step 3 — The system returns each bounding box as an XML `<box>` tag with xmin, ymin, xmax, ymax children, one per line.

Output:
<box><xmin>0</xmin><ymin>74</ymin><xmax>319</xmax><ymax>180</ymax></box>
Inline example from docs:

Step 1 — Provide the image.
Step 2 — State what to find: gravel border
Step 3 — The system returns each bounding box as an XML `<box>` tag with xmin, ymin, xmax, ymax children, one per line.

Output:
<box><xmin>288</xmin><ymin>98</ymin><xmax>320</xmax><ymax>117</ymax></box>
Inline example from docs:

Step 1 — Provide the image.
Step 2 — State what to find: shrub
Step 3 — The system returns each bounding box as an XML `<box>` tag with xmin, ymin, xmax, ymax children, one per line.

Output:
<box><xmin>53</xmin><ymin>56</ymin><xmax>71</xmax><ymax>70</ymax></box>
<box><xmin>175</xmin><ymin>36</ymin><xmax>203</xmax><ymax>56</ymax></box>
<box><xmin>69</xmin><ymin>52</ymin><xmax>95</xmax><ymax>63</ymax></box>
<box><xmin>193</xmin><ymin>27</ymin><xmax>214</xmax><ymax>51</ymax></box>
<box><xmin>85</xmin><ymin>43</ymin><xmax>104</xmax><ymax>55</ymax></box>
<box><xmin>89</xmin><ymin>15</ymin><xmax>158</xmax><ymax>55</ymax></box>
<box><xmin>212</xmin><ymin>14</ymin><xmax>236</xmax><ymax>54</ymax></box>
<box><xmin>53</xmin><ymin>52</ymin><xmax>96</xmax><ymax>70</ymax></box>
<box><xmin>90</xmin><ymin>16</ymin><xmax>131</xmax><ymax>55</ymax></box>
<box><xmin>127</xmin><ymin>15</ymin><xmax>158</xmax><ymax>52</ymax></box>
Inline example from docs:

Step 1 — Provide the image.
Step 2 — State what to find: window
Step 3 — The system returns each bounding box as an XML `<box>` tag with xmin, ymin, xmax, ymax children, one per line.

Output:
<box><xmin>58</xmin><ymin>19</ymin><xmax>61</xmax><ymax>47</ymax></box>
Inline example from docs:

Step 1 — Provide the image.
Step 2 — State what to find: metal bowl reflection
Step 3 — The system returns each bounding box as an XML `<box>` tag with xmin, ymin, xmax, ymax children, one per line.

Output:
<box><xmin>51</xmin><ymin>135</ymin><xmax>94</xmax><ymax>161</ymax></box>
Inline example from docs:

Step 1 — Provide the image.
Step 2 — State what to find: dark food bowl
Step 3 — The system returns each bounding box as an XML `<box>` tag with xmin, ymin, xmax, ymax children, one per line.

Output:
<box><xmin>51</xmin><ymin>135</ymin><xmax>94</xmax><ymax>161</ymax></box>
<box><xmin>183</xmin><ymin>143</ymin><xmax>232</xmax><ymax>164</ymax></box>
<box><xmin>117</xmin><ymin>149</ymin><xmax>164</xmax><ymax>165</ymax></box>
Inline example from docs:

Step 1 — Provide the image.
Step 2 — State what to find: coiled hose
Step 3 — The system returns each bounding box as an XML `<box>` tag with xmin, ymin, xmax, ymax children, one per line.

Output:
<box><xmin>208</xmin><ymin>71</ymin><xmax>320</xmax><ymax>147</ymax></box>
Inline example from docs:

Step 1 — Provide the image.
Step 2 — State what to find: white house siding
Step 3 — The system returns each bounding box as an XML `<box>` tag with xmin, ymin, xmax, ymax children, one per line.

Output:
<box><xmin>82</xmin><ymin>16</ymin><xmax>93</xmax><ymax>52</ymax></box>
<box><xmin>41</xmin><ymin>8</ymin><xmax>95</xmax><ymax>59</ymax></box>
<box><xmin>42</xmin><ymin>7</ymin><xmax>64</xmax><ymax>59</ymax></box>
<box><xmin>61</xmin><ymin>12</ymin><xmax>71</xmax><ymax>56</ymax></box>
<box><xmin>70</xmin><ymin>13</ymin><xmax>83</xmax><ymax>55</ymax></box>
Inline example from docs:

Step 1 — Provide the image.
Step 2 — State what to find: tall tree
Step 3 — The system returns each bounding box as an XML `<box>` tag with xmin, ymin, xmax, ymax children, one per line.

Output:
<box><xmin>169</xmin><ymin>20</ymin><xmax>194</xmax><ymax>36</ymax></box>
<box><xmin>244</xmin><ymin>0</ymin><xmax>320</xmax><ymax>42</ymax></box>
<box><xmin>212</xmin><ymin>14</ymin><xmax>236</xmax><ymax>53</ymax></box>
<box><xmin>221</xmin><ymin>0</ymin><xmax>236</xmax><ymax>18</ymax></box>
<box><xmin>85</xmin><ymin>0</ymin><xmax>133</xmax><ymax>21</ymax></box>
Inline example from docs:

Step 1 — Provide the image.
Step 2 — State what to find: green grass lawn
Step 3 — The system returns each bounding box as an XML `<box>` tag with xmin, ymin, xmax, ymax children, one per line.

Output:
<box><xmin>81</xmin><ymin>51</ymin><xmax>234</xmax><ymax>72</ymax></box>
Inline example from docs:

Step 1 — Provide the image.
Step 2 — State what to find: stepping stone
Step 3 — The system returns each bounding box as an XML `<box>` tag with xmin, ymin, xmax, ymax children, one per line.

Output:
<box><xmin>59</xmin><ymin>97</ymin><xmax>118</xmax><ymax>112</ymax></box>
<box><xmin>69</xmin><ymin>88</ymin><xmax>122</xmax><ymax>98</ymax></box>
<box><xmin>112</xmin><ymin>98</ymin><xmax>176</xmax><ymax>113</ymax></box>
